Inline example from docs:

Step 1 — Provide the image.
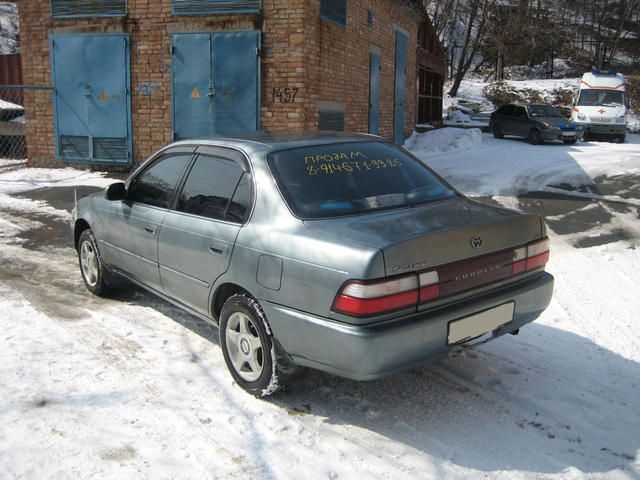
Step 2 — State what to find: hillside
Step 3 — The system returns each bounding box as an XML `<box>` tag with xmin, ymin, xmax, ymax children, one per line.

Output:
<box><xmin>430</xmin><ymin>0</ymin><xmax>640</xmax><ymax>103</ymax></box>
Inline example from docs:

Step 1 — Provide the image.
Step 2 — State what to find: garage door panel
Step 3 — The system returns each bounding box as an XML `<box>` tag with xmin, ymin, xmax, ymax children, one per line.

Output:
<box><xmin>51</xmin><ymin>34</ymin><xmax>132</xmax><ymax>165</ymax></box>
<box><xmin>172</xmin><ymin>34</ymin><xmax>213</xmax><ymax>140</ymax></box>
<box><xmin>213</xmin><ymin>31</ymin><xmax>260</xmax><ymax>134</ymax></box>
<box><xmin>172</xmin><ymin>31</ymin><xmax>260</xmax><ymax>139</ymax></box>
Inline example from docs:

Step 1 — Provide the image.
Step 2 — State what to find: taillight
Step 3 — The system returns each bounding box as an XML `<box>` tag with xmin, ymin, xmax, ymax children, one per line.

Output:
<box><xmin>333</xmin><ymin>239</ymin><xmax>549</xmax><ymax>318</ymax></box>
<box><xmin>333</xmin><ymin>275</ymin><xmax>419</xmax><ymax>317</ymax></box>
<box><xmin>512</xmin><ymin>238</ymin><xmax>550</xmax><ymax>275</ymax></box>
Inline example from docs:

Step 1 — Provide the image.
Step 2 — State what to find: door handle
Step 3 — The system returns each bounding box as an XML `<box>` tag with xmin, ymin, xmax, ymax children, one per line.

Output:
<box><xmin>209</xmin><ymin>243</ymin><xmax>226</xmax><ymax>255</ymax></box>
<box><xmin>144</xmin><ymin>225</ymin><xmax>157</xmax><ymax>235</ymax></box>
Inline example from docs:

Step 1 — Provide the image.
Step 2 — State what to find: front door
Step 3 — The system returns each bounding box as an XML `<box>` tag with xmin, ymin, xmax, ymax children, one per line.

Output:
<box><xmin>172</xmin><ymin>31</ymin><xmax>260</xmax><ymax>140</ymax></box>
<box><xmin>394</xmin><ymin>31</ymin><xmax>408</xmax><ymax>145</ymax></box>
<box><xmin>51</xmin><ymin>34</ymin><xmax>132</xmax><ymax>165</ymax></box>
<box><xmin>98</xmin><ymin>153</ymin><xmax>194</xmax><ymax>291</ymax></box>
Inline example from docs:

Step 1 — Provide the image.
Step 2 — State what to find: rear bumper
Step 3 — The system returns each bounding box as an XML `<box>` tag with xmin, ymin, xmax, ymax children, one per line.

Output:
<box><xmin>263</xmin><ymin>272</ymin><xmax>554</xmax><ymax>380</ymax></box>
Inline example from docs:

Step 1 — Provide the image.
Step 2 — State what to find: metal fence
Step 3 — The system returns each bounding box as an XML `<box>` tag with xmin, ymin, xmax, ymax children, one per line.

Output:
<box><xmin>0</xmin><ymin>86</ymin><xmax>51</xmax><ymax>161</ymax></box>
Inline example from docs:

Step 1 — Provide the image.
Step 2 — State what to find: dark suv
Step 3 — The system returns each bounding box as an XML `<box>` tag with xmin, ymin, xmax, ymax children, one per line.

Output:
<box><xmin>490</xmin><ymin>104</ymin><xmax>582</xmax><ymax>145</ymax></box>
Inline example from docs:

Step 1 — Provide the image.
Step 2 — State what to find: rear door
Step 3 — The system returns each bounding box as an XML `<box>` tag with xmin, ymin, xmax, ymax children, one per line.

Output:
<box><xmin>158</xmin><ymin>147</ymin><xmax>252</xmax><ymax>314</ymax></box>
<box><xmin>498</xmin><ymin>104</ymin><xmax>516</xmax><ymax>135</ymax></box>
<box><xmin>513</xmin><ymin>106</ymin><xmax>530</xmax><ymax>137</ymax></box>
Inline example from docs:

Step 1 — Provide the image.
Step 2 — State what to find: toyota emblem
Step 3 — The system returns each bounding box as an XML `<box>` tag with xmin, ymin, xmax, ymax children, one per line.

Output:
<box><xmin>470</xmin><ymin>236</ymin><xmax>483</xmax><ymax>249</ymax></box>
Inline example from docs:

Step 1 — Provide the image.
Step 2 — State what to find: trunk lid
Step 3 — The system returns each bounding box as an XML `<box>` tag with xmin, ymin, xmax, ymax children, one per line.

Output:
<box><xmin>304</xmin><ymin>197</ymin><xmax>543</xmax><ymax>277</ymax></box>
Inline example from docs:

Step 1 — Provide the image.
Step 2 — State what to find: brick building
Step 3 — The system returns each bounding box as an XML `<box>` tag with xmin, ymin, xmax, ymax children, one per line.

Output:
<box><xmin>18</xmin><ymin>0</ymin><xmax>444</xmax><ymax>168</ymax></box>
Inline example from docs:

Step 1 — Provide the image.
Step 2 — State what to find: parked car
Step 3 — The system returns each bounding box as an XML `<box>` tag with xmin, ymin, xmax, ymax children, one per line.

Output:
<box><xmin>490</xmin><ymin>103</ymin><xmax>582</xmax><ymax>145</ymax></box>
<box><xmin>73</xmin><ymin>134</ymin><xmax>554</xmax><ymax>396</ymax></box>
<box><xmin>571</xmin><ymin>70</ymin><xmax>628</xmax><ymax>143</ymax></box>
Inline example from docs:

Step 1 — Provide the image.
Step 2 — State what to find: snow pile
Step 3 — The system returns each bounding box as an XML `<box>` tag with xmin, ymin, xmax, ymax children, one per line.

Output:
<box><xmin>0</xmin><ymin>98</ymin><xmax>23</xmax><ymax>111</ymax></box>
<box><xmin>444</xmin><ymin>80</ymin><xmax>496</xmax><ymax>114</ymax></box>
<box><xmin>0</xmin><ymin>3</ymin><xmax>19</xmax><ymax>55</ymax></box>
<box><xmin>447</xmin><ymin>110</ymin><xmax>473</xmax><ymax>123</ymax></box>
<box><xmin>405</xmin><ymin>127</ymin><xmax>483</xmax><ymax>156</ymax></box>
<box><xmin>628</xmin><ymin>112</ymin><xmax>640</xmax><ymax>133</ymax></box>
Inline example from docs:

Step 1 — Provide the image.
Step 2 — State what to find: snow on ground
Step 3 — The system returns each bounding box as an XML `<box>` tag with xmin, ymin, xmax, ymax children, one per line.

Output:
<box><xmin>444</xmin><ymin>80</ymin><xmax>495</xmax><ymax>113</ymax></box>
<box><xmin>0</xmin><ymin>167</ymin><xmax>115</xmax><ymax>220</ymax></box>
<box><xmin>407</xmin><ymin>128</ymin><xmax>640</xmax><ymax>202</ymax></box>
<box><xmin>0</xmin><ymin>136</ymin><xmax>639</xmax><ymax>479</ymax></box>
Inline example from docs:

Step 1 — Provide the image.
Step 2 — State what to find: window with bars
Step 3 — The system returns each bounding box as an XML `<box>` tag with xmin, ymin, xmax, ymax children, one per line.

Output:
<box><xmin>321</xmin><ymin>0</ymin><xmax>347</xmax><ymax>26</ymax></box>
<box><xmin>417</xmin><ymin>67</ymin><xmax>443</xmax><ymax>124</ymax></box>
<box><xmin>51</xmin><ymin>0</ymin><xmax>127</xmax><ymax>18</ymax></box>
<box><xmin>318</xmin><ymin>110</ymin><xmax>345</xmax><ymax>132</ymax></box>
<box><xmin>172</xmin><ymin>0</ymin><xmax>261</xmax><ymax>15</ymax></box>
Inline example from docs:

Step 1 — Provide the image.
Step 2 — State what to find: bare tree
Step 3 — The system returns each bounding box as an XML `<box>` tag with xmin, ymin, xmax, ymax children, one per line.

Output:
<box><xmin>448</xmin><ymin>0</ymin><xmax>496</xmax><ymax>96</ymax></box>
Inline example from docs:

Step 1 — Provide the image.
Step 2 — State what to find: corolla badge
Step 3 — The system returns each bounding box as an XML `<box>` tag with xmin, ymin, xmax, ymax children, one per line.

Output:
<box><xmin>470</xmin><ymin>235</ymin><xmax>483</xmax><ymax>249</ymax></box>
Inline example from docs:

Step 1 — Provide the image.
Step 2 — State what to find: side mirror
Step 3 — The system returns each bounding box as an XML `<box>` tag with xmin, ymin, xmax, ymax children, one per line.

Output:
<box><xmin>105</xmin><ymin>182</ymin><xmax>127</xmax><ymax>201</ymax></box>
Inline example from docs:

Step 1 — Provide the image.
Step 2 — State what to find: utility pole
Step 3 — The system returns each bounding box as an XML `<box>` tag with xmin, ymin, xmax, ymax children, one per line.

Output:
<box><xmin>496</xmin><ymin>44</ymin><xmax>504</xmax><ymax>81</ymax></box>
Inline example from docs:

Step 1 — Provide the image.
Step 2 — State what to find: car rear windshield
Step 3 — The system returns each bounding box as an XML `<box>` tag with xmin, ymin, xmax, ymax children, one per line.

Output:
<box><xmin>267</xmin><ymin>141</ymin><xmax>457</xmax><ymax>219</ymax></box>
<box><xmin>528</xmin><ymin>105</ymin><xmax>563</xmax><ymax>117</ymax></box>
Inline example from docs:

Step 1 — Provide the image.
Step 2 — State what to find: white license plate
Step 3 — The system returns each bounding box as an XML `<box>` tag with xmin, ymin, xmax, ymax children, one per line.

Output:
<box><xmin>447</xmin><ymin>302</ymin><xmax>515</xmax><ymax>345</ymax></box>
<box><xmin>562</xmin><ymin>132</ymin><xmax>576</xmax><ymax>137</ymax></box>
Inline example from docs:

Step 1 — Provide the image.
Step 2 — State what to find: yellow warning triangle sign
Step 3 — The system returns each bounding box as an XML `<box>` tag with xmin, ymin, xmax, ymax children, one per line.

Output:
<box><xmin>98</xmin><ymin>90</ymin><xmax>108</xmax><ymax>102</ymax></box>
<box><xmin>190</xmin><ymin>88</ymin><xmax>201</xmax><ymax>99</ymax></box>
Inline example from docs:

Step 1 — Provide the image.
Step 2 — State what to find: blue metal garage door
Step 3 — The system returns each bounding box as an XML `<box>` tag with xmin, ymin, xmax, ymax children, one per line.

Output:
<box><xmin>172</xmin><ymin>31</ymin><xmax>260</xmax><ymax>140</ymax></box>
<box><xmin>394</xmin><ymin>31</ymin><xmax>408</xmax><ymax>145</ymax></box>
<box><xmin>51</xmin><ymin>34</ymin><xmax>132</xmax><ymax>165</ymax></box>
<box><xmin>369</xmin><ymin>51</ymin><xmax>381</xmax><ymax>135</ymax></box>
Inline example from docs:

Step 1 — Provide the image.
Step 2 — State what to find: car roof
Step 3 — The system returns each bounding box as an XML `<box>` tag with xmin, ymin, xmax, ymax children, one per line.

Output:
<box><xmin>168</xmin><ymin>132</ymin><xmax>384</xmax><ymax>152</ymax></box>
<box><xmin>504</xmin><ymin>103</ymin><xmax>552</xmax><ymax>108</ymax></box>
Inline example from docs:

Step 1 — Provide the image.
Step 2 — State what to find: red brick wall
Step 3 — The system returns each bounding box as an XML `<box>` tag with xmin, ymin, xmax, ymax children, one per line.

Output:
<box><xmin>306</xmin><ymin>0</ymin><xmax>421</xmax><ymax>139</ymax></box>
<box><xmin>19</xmin><ymin>0</ymin><xmax>427</xmax><ymax>168</ymax></box>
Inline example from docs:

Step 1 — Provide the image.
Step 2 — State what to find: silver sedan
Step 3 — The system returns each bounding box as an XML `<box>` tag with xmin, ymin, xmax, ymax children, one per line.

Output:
<box><xmin>73</xmin><ymin>133</ymin><xmax>553</xmax><ymax>396</ymax></box>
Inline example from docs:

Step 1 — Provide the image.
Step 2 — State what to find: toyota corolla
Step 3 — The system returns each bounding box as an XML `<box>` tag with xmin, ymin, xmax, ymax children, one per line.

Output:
<box><xmin>72</xmin><ymin>133</ymin><xmax>554</xmax><ymax>396</ymax></box>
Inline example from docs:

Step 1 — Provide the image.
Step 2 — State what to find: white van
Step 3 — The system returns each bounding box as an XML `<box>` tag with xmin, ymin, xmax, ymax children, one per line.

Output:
<box><xmin>571</xmin><ymin>70</ymin><xmax>629</xmax><ymax>142</ymax></box>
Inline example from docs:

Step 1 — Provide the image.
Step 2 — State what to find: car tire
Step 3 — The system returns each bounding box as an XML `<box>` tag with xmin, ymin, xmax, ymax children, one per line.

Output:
<box><xmin>528</xmin><ymin>129</ymin><xmax>542</xmax><ymax>145</ymax></box>
<box><xmin>618</xmin><ymin>135</ymin><xmax>626</xmax><ymax>144</ymax></box>
<box><xmin>77</xmin><ymin>229</ymin><xmax>109</xmax><ymax>296</ymax></box>
<box><xmin>563</xmin><ymin>138</ymin><xmax>577</xmax><ymax>145</ymax></box>
<box><xmin>492</xmin><ymin>124</ymin><xmax>503</xmax><ymax>139</ymax></box>
<box><xmin>220</xmin><ymin>294</ymin><xmax>281</xmax><ymax>397</ymax></box>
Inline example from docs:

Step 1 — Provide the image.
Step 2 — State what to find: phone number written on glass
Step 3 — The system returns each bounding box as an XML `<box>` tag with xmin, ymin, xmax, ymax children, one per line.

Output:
<box><xmin>306</xmin><ymin>158</ymin><xmax>403</xmax><ymax>176</ymax></box>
